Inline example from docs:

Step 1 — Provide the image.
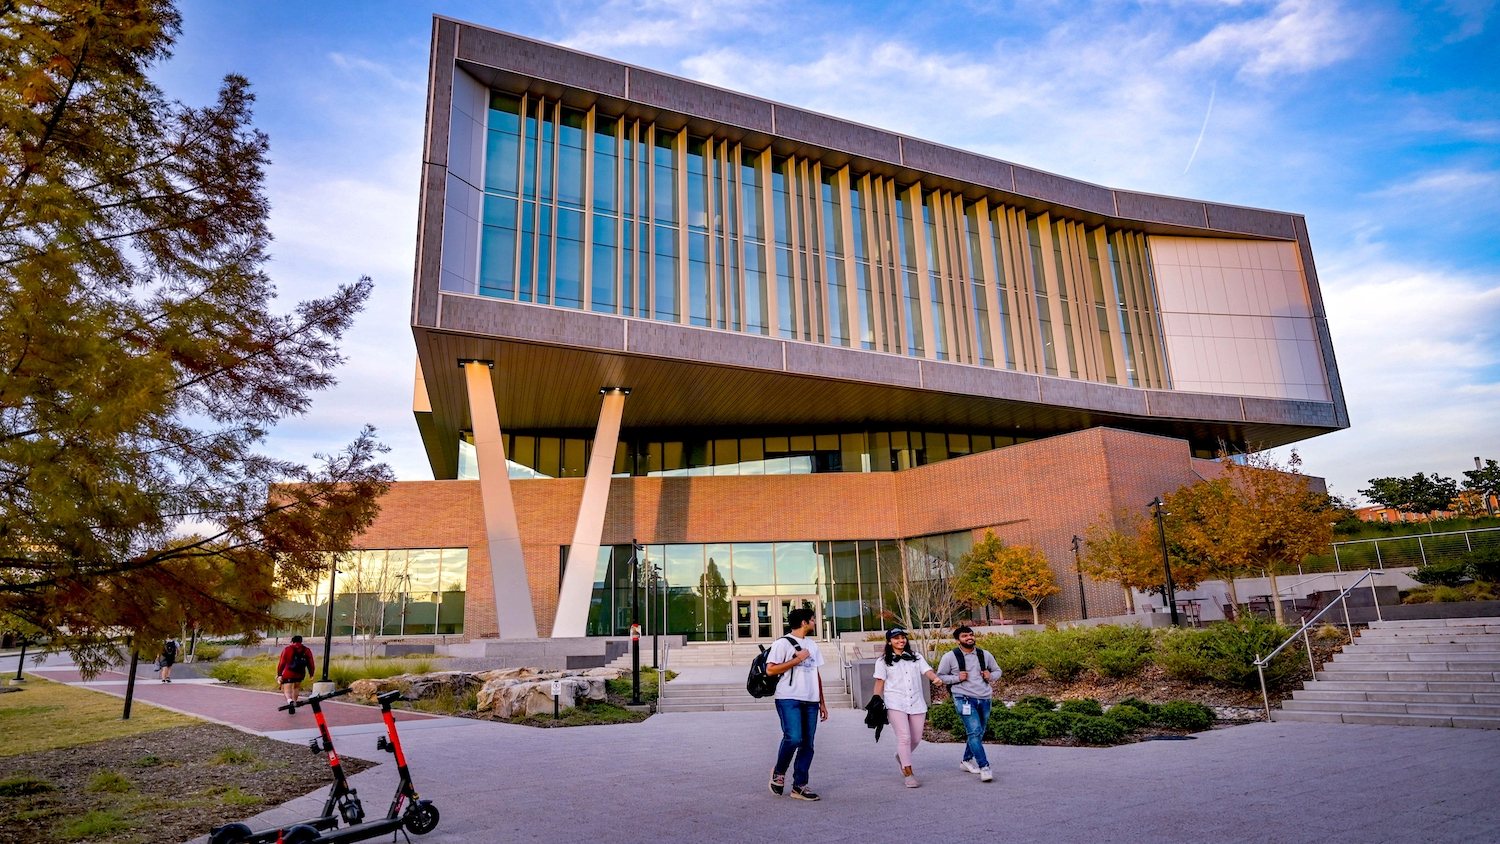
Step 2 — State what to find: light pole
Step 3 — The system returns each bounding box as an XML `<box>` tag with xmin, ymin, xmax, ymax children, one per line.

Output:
<box><xmin>319</xmin><ymin>557</ymin><xmax>342</xmax><ymax>687</ymax></box>
<box><xmin>1070</xmin><ymin>535</ymin><xmax>1089</xmax><ymax>620</ymax></box>
<box><xmin>629</xmin><ymin>540</ymin><xmax>643</xmax><ymax>706</ymax></box>
<box><xmin>1150</xmin><ymin>497</ymin><xmax>1180</xmax><ymax>626</ymax></box>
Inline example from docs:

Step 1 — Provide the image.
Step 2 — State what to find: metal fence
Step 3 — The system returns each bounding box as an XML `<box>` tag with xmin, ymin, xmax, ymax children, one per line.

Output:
<box><xmin>1299</xmin><ymin>526</ymin><xmax>1500</xmax><ymax>574</ymax></box>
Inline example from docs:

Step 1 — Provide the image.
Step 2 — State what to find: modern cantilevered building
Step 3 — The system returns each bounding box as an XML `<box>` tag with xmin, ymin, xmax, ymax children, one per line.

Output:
<box><xmin>337</xmin><ymin>16</ymin><xmax>1346</xmax><ymax>644</ymax></box>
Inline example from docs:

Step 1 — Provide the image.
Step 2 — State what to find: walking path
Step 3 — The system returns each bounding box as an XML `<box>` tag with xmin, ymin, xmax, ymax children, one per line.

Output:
<box><xmin>4</xmin><ymin>651</ymin><xmax>462</xmax><ymax>738</ymax></box>
<box><xmin>202</xmin><ymin>709</ymin><xmax>1500</xmax><ymax>844</ymax></box>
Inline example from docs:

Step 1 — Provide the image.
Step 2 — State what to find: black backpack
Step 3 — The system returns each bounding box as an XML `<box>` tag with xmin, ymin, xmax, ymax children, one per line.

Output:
<box><xmin>162</xmin><ymin>641</ymin><xmax>177</xmax><ymax>662</ymax></box>
<box><xmin>747</xmin><ymin>636</ymin><xmax>801</xmax><ymax>698</ymax></box>
<box><xmin>287</xmin><ymin>646</ymin><xmax>310</xmax><ymax>675</ymax></box>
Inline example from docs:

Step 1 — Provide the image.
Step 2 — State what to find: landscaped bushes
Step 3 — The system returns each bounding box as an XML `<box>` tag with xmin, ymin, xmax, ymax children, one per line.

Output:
<box><xmin>927</xmin><ymin>696</ymin><xmax>1214</xmax><ymax>746</ymax></box>
<box><xmin>975</xmin><ymin>619</ymin><xmax>1302</xmax><ymax>691</ymax></box>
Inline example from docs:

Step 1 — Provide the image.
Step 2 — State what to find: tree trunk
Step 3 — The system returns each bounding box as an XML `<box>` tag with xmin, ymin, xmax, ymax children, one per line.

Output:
<box><xmin>122</xmin><ymin>645</ymin><xmax>140</xmax><ymax>720</ymax></box>
<box><xmin>1266</xmin><ymin>567</ymin><xmax>1286</xmax><ymax>625</ymax></box>
<box><xmin>1122</xmin><ymin>586</ymin><xmax>1135</xmax><ymax>614</ymax></box>
<box><xmin>1029</xmin><ymin>602</ymin><xmax>1040</xmax><ymax>625</ymax></box>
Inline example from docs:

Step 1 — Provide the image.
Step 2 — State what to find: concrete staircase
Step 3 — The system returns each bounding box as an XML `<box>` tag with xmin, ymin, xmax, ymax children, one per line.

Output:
<box><xmin>1274</xmin><ymin>617</ymin><xmax>1500</xmax><ymax>729</ymax></box>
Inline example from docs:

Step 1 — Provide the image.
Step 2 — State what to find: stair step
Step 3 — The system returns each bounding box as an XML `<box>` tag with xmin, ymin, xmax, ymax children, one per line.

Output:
<box><xmin>1328</xmin><ymin>659</ymin><xmax>1500</xmax><ymax>672</ymax></box>
<box><xmin>1357</xmin><ymin>629</ymin><xmax>1500</xmax><ymax>640</ymax></box>
<box><xmin>1301</xmin><ymin>680</ymin><xmax>1500</xmax><ymax>694</ymax></box>
<box><xmin>1282</xmin><ymin>699</ymin><xmax>1500</xmax><ymax>717</ymax></box>
<box><xmin>1270</xmin><ymin>710</ymin><xmax>1499</xmax><ymax>728</ymax></box>
<box><xmin>1368</xmin><ymin>618</ymin><xmax>1500</xmax><ymax>630</ymax></box>
<box><xmin>1292</xmin><ymin>689</ymin><xmax>1488</xmax><ymax>704</ymax></box>
<box><xmin>1316</xmin><ymin>670</ymin><xmax>1498</xmax><ymax>683</ymax></box>
<box><xmin>1339</xmin><ymin>643</ymin><xmax>1500</xmax><ymax>653</ymax></box>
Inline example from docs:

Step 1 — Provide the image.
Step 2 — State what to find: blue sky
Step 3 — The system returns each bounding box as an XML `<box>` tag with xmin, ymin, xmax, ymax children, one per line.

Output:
<box><xmin>158</xmin><ymin>0</ymin><xmax>1498</xmax><ymax>501</ymax></box>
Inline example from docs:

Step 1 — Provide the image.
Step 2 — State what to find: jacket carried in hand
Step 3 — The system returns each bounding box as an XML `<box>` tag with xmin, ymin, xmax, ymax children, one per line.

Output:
<box><xmin>864</xmin><ymin>693</ymin><xmax>888</xmax><ymax>742</ymax></box>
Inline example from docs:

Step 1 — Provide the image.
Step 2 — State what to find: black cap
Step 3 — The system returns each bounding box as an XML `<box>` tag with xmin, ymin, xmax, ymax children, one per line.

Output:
<box><xmin>885</xmin><ymin>628</ymin><xmax>908</xmax><ymax>641</ymax></box>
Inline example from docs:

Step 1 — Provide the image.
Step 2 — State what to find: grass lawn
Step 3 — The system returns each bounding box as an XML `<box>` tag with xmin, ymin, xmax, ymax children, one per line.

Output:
<box><xmin>0</xmin><ymin>675</ymin><xmax>198</xmax><ymax>757</ymax></box>
<box><xmin>206</xmin><ymin>655</ymin><xmax>446</xmax><ymax>692</ymax></box>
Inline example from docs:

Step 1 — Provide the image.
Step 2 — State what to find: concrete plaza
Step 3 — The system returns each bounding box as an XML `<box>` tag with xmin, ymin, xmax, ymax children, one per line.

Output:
<box><xmin>210</xmin><ymin>708</ymin><xmax>1499</xmax><ymax>844</ymax></box>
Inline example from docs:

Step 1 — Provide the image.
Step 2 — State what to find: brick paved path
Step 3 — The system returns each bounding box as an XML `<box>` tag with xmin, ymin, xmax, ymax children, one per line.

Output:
<box><xmin>208</xmin><ymin>709</ymin><xmax>1500</xmax><ymax>844</ymax></box>
<box><xmin>73</xmin><ymin>680</ymin><xmax>436</xmax><ymax>733</ymax></box>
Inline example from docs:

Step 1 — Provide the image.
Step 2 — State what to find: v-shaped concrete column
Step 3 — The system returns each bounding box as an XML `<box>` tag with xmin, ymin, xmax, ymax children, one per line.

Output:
<box><xmin>463</xmin><ymin>360</ymin><xmax>538</xmax><ymax>639</ymax></box>
<box><xmin>551</xmin><ymin>387</ymin><xmax>628</xmax><ymax>638</ymax></box>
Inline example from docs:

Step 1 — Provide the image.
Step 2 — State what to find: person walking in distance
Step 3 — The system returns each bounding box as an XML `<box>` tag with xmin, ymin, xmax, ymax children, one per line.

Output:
<box><xmin>157</xmin><ymin>637</ymin><xmax>178</xmax><ymax>683</ymax></box>
<box><xmin>873</xmin><ymin>628</ymin><xmax>941</xmax><ymax>787</ymax></box>
<box><xmin>276</xmin><ymin>635</ymin><xmax>316</xmax><ymax>712</ymax></box>
<box><xmin>766</xmin><ymin>607</ymin><xmax>827</xmax><ymax>801</ymax></box>
<box><xmin>935</xmin><ymin>626</ymin><xmax>1001</xmax><ymax>783</ymax></box>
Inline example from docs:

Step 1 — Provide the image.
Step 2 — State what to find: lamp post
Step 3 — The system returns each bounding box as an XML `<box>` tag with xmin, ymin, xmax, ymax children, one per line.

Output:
<box><xmin>317</xmin><ymin>557</ymin><xmax>342</xmax><ymax>692</ymax></box>
<box><xmin>10</xmin><ymin>638</ymin><xmax>28</xmax><ymax>684</ymax></box>
<box><xmin>1149</xmin><ymin>497</ymin><xmax>1180</xmax><ymax>626</ymax></box>
<box><xmin>1070</xmin><ymin>535</ymin><xmax>1089</xmax><ymax>620</ymax></box>
<box><xmin>629</xmin><ymin>540</ymin><xmax>644</xmax><ymax>706</ymax></box>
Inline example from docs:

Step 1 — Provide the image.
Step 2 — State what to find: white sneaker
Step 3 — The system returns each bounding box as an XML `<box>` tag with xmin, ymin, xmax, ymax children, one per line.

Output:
<box><xmin>980</xmin><ymin>767</ymin><xmax>994</xmax><ymax>782</ymax></box>
<box><xmin>960</xmin><ymin>759</ymin><xmax>981</xmax><ymax>774</ymax></box>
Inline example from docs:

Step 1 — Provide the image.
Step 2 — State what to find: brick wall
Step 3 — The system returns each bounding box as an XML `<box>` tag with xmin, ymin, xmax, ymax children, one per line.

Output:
<box><xmin>351</xmin><ymin>426</ymin><xmax>1295</xmax><ymax>633</ymax></box>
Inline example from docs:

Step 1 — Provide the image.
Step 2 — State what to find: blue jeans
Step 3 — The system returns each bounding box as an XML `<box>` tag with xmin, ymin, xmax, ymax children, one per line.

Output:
<box><xmin>955</xmin><ymin>695</ymin><xmax>991</xmax><ymax>768</ymax></box>
<box><xmin>774</xmin><ymin>699</ymin><xmax>819</xmax><ymax>788</ymax></box>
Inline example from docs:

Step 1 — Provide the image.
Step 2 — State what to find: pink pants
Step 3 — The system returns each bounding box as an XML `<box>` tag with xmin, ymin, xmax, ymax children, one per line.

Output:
<box><xmin>888</xmin><ymin>709</ymin><xmax>925</xmax><ymax>769</ymax></box>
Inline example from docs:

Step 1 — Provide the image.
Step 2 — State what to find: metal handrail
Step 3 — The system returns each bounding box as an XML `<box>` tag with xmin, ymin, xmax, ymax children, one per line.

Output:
<box><xmin>1252</xmin><ymin>570</ymin><xmax>1381</xmax><ymax>720</ymax></box>
<box><xmin>1333</xmin><ymin>524</ymin><xmax>1500</xmax><ymax>548</ymax></box>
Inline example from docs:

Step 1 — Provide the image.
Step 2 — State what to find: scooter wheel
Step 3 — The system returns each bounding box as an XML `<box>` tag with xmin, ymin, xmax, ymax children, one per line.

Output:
<box><xmin>209</xmin><ymin>823</ymin><xmax>252</xmax><ymax>844</ymax></box>
<box><xmin>405</xmin><ymin>802</ymin><xmax>440</xmax><ymax>835</ymax></box>
<box><xmin>280</xmin><ymin>824</ymin><xmax>322</xmax><ymax>844</ymax></box>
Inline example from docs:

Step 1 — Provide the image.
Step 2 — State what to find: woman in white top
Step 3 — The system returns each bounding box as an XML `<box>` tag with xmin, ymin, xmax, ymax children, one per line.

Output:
<box><xmin>872</xmin><ymin>627</ymin><xmax>940</xmax><ymax>788</ymax></box>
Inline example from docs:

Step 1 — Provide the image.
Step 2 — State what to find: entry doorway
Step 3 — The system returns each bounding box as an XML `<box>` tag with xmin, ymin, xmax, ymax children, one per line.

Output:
<box><xmin>732</xmin><ymin>596</ymin><xmax>819</xmax><ymax>642</ymax></box>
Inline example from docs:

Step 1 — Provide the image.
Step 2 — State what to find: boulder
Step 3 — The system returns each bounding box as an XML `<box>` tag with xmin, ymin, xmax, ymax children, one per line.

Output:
<box><xmin>349</xmin><ymin>676</ymin><xmax>405</xmax><ymax>701</ymax></box>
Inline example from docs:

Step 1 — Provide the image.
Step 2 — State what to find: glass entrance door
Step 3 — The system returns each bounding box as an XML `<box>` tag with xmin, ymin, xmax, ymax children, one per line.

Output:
<box><xmin>733</xmin><ymin>596</ymin><xmax>820</xmax><ymax>642</ymax></box>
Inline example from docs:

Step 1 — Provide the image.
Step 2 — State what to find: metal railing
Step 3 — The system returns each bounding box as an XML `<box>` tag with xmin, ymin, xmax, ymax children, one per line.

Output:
<box><xmin>1300</xmin><ymin>525</ymin><xmax>1500</xmax><ymax>574</ymax></box>
<box><xmin>1252</xmin><ymin>570</ymin><xmax>1383</xmax><ymax>721</ymax></box>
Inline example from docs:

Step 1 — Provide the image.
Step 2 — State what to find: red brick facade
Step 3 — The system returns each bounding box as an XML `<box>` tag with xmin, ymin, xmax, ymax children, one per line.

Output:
<box><xmin>353</xmin><ymin>426</ymin><xmax>1226</xmax><ymax>637</ymax></box>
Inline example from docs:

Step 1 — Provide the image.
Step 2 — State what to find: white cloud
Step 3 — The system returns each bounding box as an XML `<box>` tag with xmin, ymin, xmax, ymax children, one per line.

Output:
<box><xmin>1271</xmin><ymin>252</ymin><xmax>1500</xmax><ymax>499</ymax></box>
<box><xmin>1173</xmin><ymin>0</ymin><xmax>1366</xmax><ymax>78</ymax></box>
<box><xmin>1368</xmin><ymin>167</ymin><xmax>1500</xmax><ymax>198</ymax></box>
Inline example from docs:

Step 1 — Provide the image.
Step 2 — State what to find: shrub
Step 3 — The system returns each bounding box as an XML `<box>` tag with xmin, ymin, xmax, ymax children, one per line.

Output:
<box><xmin>991</xmin><ymin>717</ymin><xmax>1041</xmax><ymax>745</ymax></box>
<box><xmin>1083</xmin><ymin>626</ymin><xmax>1153</xmax><ymax>678</ymax></box>
<box><xmin>926</xmin><ymin>702</ymin><xmax>964</xmax><ymax>736</ymax></box>
<box><xmin>1029</xmin><ymin>711</ymin><xmax>1072</xmax><ymax>739</ymax></box>
<box><xmin>1034</xmin><ymin>638</ymin><xmax>1087</xmax><ymax>682</ymax></box>
<box><xmin>1070</xmin><ymin>715</ymin><xmax>1128</xmax><ymax>745</ymax></box>
<box><xmin>207</xmin><ymin>661</ymin><xmax>256</xmax><ymax>686</ymax></box>
<box><xmin>1157</xmin><ymin>618</ymin><xmax>1300</xmax><ymax>690</ymax></box>
<box><xmin>1113</xmin><ymin>697</ymin><xmax>1158</xmax><ymax>717</ymax></box>
<box><xmin>978</xmin><ymin>634</ymin><xmax>1037</xmax><ymax>676</ymax></box>
<box><xmin>136</xmin><ymin>754</ymin><xmax>163</xmax><ymax>767</ymax></box>
<box><xmin>1411</xmin><ymin>558</ymin><xmax>1470</xmax><ymax>587</ymax></box>
<box><xmin>193</xmin><ymin>644</ymin><xmax>225</xmax><ymax>661</ymax></box>
<box><xmin>1469</xmin><ymin>547</ymin><xmax>1500</xmax><ymax>583</ymax></box>
<box><xmin>0</xmin><ymin>775</ymin><xmax>55</xmax><ymax>797</ymax></box>
<box><xmin>1058</xmin><ymin>698</ymin><xmax>1104</xmax><ymax>717</ymax></box>
<box><xmin>85</xmin><ymin>770</ymin><xmax>132</xmax><ymax>793</ymax></box>
<box><xmin>1014</xmin><ymin>695</ymin><xmax>1056</xmax><ymax>711</ymax></box>
<box><xmin>1403</xmin><ymin>585</ymin><xmax>1467</xmax><ymax>604</ymax></box>
<box><xmin>1094</xmin><ymin>646</ymin><xmax>1151</xmax><ymax>678</ymax></box>
<box><xmin>1105</xmin><ymin>705</ymin><xmax>1151</xmax><ymax>730</ymax></box>
<box><xmin>1157</xmin><ymin>700</ymin><xmax>1216</xmax><ymax>731</ymax></box>
<box><xmin>1314</xmin><ymin>623</ymin><xmax>1345</xmax><ymax>641</ymax></box>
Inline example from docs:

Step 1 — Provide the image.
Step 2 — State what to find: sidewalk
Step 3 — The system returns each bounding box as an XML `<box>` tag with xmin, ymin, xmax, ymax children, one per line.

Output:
<box><xmin>18</xmin><ymin>654</ymin><xmax>458</xmax><ymax>738</ymax></box>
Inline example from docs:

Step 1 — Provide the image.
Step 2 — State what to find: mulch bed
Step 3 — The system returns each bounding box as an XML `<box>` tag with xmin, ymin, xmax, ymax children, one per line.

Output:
<box><xmin>0</xmin><ymin>723</ymin><xmax>374</xmax><ymax>844</ymax></box>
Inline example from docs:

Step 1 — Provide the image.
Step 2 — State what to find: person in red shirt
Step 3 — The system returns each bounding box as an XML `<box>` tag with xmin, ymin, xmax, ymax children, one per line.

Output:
<box><xmin>276</xmin><ymin>635</ymin><xmax>316</xmax><ymax>712</ymax></box>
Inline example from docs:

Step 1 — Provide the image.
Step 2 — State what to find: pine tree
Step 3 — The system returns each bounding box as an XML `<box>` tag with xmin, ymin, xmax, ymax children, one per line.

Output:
<box><xmin>0</xmin><ymin>1</ymin><xmax>391</xmax><ymax>676</ymax></box>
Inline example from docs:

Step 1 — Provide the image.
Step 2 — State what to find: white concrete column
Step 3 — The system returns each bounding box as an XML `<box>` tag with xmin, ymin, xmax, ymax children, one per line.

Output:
<box><xmin>463</xmin><ymin>360</ymin><xmax>538</xmax><ymax>639</ymax></box>
<box><xmin>551</xmin><ymin>387</ymin><xmax>629</xmax><ymax>638</ymax></box>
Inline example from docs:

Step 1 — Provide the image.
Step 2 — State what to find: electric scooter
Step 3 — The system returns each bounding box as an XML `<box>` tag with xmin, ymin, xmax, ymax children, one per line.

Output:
<box><xmin>207</xmin><ymin>688</ymin><xmax>365</xmax><ymax>844</ymax></box>
<box><xmin>276</xmin><ymin>689</ymin><xmax>439</xmax><ymax>844</ymax></box>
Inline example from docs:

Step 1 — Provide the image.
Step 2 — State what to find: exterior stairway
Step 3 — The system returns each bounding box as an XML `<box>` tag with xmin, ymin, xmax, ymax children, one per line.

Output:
<box><xmin>1274</xmin><ymin>617</ymin><xmax>1500</xmax><ymax>729</ymax></box>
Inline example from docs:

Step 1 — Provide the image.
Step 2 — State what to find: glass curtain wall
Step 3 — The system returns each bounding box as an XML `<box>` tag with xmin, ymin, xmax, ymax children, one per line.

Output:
<box><xmin>586</xmin><ymin>540</ymin><xmax>911</xmax><ymax>640</ymax></box>
<box><xmin>469</xmin><ymin>91</ymin><xmax>1170</xmax><ymax>388</ymax></box>
<box><xmin>281</xmin><ymin>549</ymin><xmax>469</xmax><ymax>638</ymax></box>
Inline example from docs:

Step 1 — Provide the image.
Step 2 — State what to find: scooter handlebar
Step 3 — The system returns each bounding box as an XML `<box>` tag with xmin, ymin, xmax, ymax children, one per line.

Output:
<box><xmin>278</xmin><ymin>687</ymin><xmax>352</xmax><ymax>712</ymax></box>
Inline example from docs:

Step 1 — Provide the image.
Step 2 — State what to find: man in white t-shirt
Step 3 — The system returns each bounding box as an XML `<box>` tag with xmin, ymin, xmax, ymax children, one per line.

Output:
<box><xmin>765</xmin><ymin>607</ymin><xmax>826</xmax><ymax>801</ymax></box>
